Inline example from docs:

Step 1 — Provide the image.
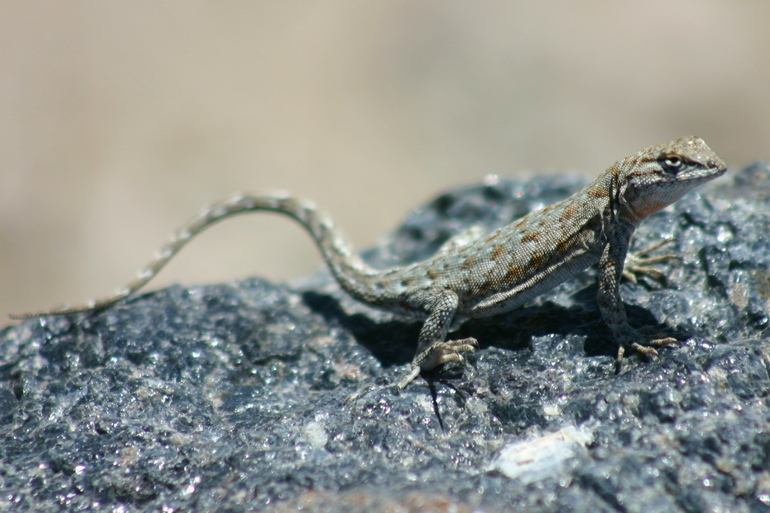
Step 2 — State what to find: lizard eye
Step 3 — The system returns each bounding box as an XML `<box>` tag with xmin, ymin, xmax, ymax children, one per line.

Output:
<box><xmin>661</xmin><ymin>154</ymin><xmax>684</xmax><ymax>174</ymax></box>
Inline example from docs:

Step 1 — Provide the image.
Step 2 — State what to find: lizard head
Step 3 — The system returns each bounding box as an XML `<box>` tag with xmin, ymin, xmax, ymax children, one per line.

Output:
<box><xmin>618</xmin><ymin>136</ymin><xmax>727</xmax><ymax>221</ymax></box>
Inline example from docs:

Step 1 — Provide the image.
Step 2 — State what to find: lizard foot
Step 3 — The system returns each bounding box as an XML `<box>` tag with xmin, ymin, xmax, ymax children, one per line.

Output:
<box><xmin>615</xmin><ymin>328</ymin><xmax>678</xmax><ymax>371</ymax></box>
<box><xmin>397</xmin><ymin>337</ymin><xmax>479</xmax><ymax>389</ymax></box>
<box><xmin>623</xmin><ymin>236</ymin><xmax>680</xmax><ymax>284</ymax></box>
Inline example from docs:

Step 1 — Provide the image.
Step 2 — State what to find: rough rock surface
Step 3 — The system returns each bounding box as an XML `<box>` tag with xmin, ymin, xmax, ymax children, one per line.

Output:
<box><xmin>2</xmin><ymin>163</ymin><xmax>770</xmax><ymax>513</ymax></box>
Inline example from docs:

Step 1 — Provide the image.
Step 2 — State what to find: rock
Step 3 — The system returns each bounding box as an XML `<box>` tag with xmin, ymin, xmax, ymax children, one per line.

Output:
<box><xmin>2</xmin><ymin>164</ymin><xmax>769</xmax><ymax>512</ymax></box>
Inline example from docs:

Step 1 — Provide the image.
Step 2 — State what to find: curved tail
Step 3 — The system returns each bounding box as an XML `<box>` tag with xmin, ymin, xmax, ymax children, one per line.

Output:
<box><xmin>11</xmin><ymin>193</ymin><xmax>382</xmax><ymax>319</ymax></box>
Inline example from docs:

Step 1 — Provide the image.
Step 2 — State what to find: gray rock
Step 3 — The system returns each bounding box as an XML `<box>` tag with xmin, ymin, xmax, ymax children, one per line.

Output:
<box><xmin>2</xmin><ymin>164</ymin><xmax>769</xmax><ymax>512</ymax></box>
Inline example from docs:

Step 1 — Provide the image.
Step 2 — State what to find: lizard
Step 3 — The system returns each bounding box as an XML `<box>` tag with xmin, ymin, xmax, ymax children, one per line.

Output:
<box><xmin>12</xmin><ymin>136</ymin><xmax>727</xmax><ymax>389</ymax></box>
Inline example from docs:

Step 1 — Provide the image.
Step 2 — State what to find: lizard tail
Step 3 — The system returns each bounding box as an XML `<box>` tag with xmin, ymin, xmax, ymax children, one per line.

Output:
<box><xmin>11</xmin><ymin>193</ymin><xmax>381</xmax><ymax>319</ymax></box>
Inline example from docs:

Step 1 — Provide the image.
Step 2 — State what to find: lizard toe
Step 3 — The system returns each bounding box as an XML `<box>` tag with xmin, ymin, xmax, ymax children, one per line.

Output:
<box><xmin>428</xmin><ymin>337</ymin><xmax>479</xmax><ymax>366</ymax></box>
<box><xmin>615</xmin><ymin>329</ymin><xmax>678</xmax><ymax>371</ymax></box>
<box><xmin>398</xmin><ymin>337</ymin><xmax>479</xmax><ymax>389</ymax></box>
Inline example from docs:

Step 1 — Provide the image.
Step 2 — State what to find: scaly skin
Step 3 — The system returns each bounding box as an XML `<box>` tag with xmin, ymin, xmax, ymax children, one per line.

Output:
<box><xmin>12</xmin><ymin>137</ymin><xmax>728</xmax><ymax>389</ymax></box>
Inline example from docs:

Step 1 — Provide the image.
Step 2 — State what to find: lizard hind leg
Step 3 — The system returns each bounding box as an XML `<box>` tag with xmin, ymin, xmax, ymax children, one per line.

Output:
<box><xmin>397</xmin><ymin>289</ymin><xmax>479</xmax><ymax>389</ymax></box>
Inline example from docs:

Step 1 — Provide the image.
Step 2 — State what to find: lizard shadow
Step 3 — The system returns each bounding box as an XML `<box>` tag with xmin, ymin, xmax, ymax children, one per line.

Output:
<box><xmin>301</xmin><ymin>283</ymin><xmax>687</xmax><ymax>370</ymax></box>
<box><xmin>456</xmin><ymin>283</ymin><xmax>689</xmax><ymax>359</ymax></box>
<box><xmin>301</xmin><ymin>291</ymin><xmax>420</xmax><ymax>368</ymax></box>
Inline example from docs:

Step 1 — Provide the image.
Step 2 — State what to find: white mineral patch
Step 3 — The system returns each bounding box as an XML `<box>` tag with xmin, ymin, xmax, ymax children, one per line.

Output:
<box><xmin>488</xmin><ymin>424</ymin><xmax>594</xmax><ymax>484</ymax></box>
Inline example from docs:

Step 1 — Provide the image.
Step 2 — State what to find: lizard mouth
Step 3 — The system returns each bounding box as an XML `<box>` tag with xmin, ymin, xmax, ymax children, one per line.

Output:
<box><xmin>682</xmin><ymin>164</ymin><xmax>727</xmax><ymax>183</ymax></box>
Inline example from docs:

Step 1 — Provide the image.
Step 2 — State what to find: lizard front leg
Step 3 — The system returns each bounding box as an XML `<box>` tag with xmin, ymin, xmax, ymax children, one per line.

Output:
<box><xmin>597</xmin><ymin>223</ymin><xmax>677</xmax><ymax>368</ymax></box>
<box><xmin>397</xmin><ymin>289</ymin><xmax>478</xmax><ymax>389</ymax></box>
<box><xmin>622</xmin><ymin>236</ymin><xmax>679</xmax><ymax>284</ymax></box>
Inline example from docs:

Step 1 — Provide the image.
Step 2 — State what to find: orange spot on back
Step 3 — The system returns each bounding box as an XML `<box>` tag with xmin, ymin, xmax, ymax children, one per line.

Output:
<box><xmin>491</xmin><ymin>244</ymin><xmax>506</xmax><ymax>261</ymax></box>
<box><xmin>521</xmin><ymin>231</ymin><xmax>541</xmax><ymax>244</ymax></box>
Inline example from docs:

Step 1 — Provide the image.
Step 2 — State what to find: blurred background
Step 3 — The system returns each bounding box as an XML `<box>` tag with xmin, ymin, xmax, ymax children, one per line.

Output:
<box><xmin>2</xmin><ymin>1</ymin><xmax>769</xmax><ymax>322</ymax></box>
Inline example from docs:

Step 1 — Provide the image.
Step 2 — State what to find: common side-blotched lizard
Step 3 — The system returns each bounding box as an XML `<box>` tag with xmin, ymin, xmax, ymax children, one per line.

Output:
<box><xmin>13</xmin><ymin>136</ymin><xmax>727</xmax><ymax>388</ymax></box>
